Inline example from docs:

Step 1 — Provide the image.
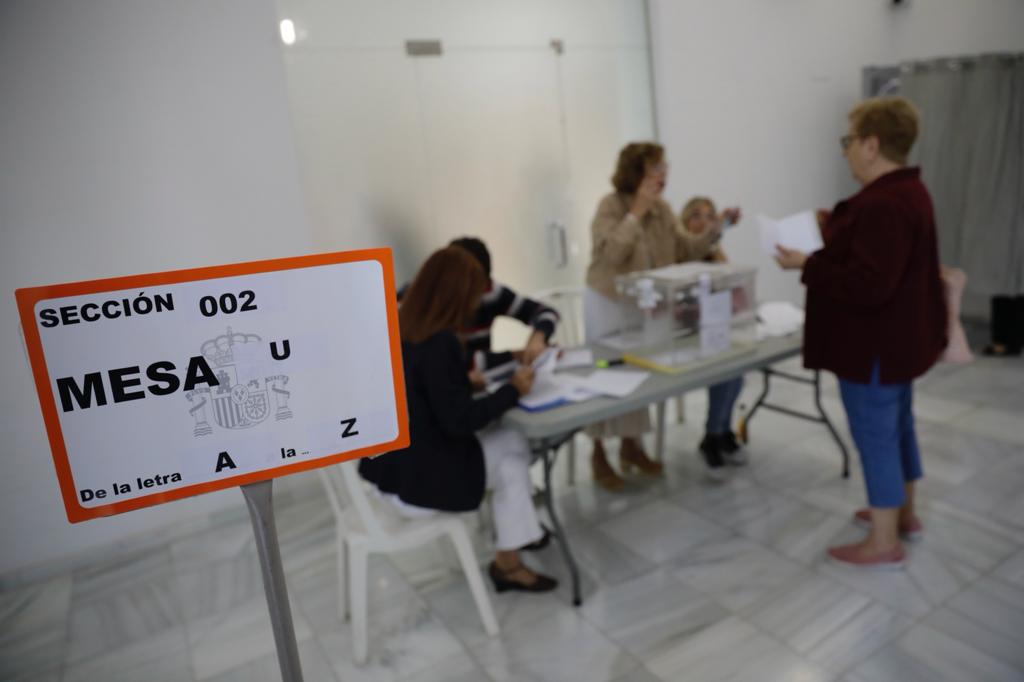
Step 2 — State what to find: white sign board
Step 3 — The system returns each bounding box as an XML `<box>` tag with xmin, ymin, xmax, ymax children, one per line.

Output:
<box><xmin>16</xmin><ymin>249</ymin><xmax>409</xmax><ymax>522</ymax></box>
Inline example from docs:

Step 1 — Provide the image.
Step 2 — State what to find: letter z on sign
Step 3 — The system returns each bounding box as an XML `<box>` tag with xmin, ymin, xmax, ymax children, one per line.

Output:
<box><xmin>15</xmin><ymin>249</ymin><xmax>409</xmax><ymax>522</ymax></box>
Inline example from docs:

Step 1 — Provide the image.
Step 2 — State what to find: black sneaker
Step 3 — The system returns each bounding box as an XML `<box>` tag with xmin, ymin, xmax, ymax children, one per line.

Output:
<box><xmin>699</xmin><ymin>434</ymin><xmax>727</xmax><ymax>481</ymax></box>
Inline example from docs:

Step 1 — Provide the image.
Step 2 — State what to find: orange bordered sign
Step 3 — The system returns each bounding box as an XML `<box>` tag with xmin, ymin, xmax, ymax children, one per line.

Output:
<box><xmin>15</xmin><ymin>249</ymin><xmax>408</xmax><ymax>523</ymax></box>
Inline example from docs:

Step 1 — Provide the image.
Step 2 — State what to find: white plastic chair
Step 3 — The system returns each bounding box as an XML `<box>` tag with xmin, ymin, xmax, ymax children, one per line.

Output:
<box><xmin>533</xmin><ymin>287</ymin><xmax>586</xmax><ymax>484</ymax></box>
<box><xmin>318</xmin><ymin>461</ymin><xmax>499</xmax><ymax>664</ymax></box>
<box><xmin>533</xmin><ymin>286</ymin><xmax>586</xmax><ymax>348</ymax></box>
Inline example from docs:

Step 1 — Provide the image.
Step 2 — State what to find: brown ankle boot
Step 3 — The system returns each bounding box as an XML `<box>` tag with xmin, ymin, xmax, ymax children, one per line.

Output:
<box><xmin>591</xmin><ymin>442</ymin><xmax>625</xmax><ymax>491</ymax></box>
<box><xmin>620</xmin><ymin>438</ymin><xmax>663</xmax><ymax>476</ymax></box>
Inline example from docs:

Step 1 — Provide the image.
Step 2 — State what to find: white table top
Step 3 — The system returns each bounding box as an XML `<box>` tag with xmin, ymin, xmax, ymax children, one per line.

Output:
<box><xmin>502</xmin><ymin>332</ymin><xmax>803</xmax><ymax>440</ymax></box>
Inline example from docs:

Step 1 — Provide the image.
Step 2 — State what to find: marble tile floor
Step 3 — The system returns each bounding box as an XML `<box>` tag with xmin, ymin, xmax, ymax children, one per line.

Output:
<box><xmin>3</xmin><ymin>353</ymin><xmax>1024</xmax><ymax>681</ymax></box>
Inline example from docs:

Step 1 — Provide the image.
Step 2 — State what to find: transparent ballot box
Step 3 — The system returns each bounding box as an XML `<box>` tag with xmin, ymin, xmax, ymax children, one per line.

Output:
<box><xmin>602</xmin><ymin>262</ymin><xmax>757</xmax><ymax>373</ymax></box>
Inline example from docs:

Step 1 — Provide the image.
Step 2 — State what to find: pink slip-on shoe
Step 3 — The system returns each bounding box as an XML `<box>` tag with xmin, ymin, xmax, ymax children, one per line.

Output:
<box><xmin>827</xmin><ymin>542</ymin><xmax>906</xmax><ymax>570</ymax></box>
<box><xmin>852</xmin><ymin>508</ymin><xmax>923</xmax><ymax>542</ymax></box>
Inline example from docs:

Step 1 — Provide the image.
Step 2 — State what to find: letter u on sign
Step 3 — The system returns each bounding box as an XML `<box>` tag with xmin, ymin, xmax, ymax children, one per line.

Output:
<box><xmin>15</xmin><ymin>249</ymin><xmax>409</xmax><ymax>522</ymax></box>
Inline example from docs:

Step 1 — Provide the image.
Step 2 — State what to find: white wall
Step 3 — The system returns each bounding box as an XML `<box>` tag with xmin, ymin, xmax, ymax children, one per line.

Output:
<box><xmin>275</xmin><ymin>0</ymin><xmax>656</xmax><ymax>351</ymax></box>
<box><xmin>0</xmin><ymin>0</ymin><xmax>312</xmax><ymax>575</ymax></box>
<box><xmin>649</xmin><ymin>0</ymin><xmax>1024</xmax><ymax>307</ymax></box>
<box><xmin>275</xmin><ymin>0</ymin><xmax>654</xmax><ymax>287</ymax></box>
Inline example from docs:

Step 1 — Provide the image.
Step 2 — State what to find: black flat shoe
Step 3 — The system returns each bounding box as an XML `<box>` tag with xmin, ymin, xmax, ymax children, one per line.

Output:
<box><xmin>488</xmin><ymin>561</ymin><xmax>558</xmax><ymax>593</ymax></box>
<box><xmin>520</xmin><ymin>526</ymin><xmax>552</xmax><ymax>552</ymax></box>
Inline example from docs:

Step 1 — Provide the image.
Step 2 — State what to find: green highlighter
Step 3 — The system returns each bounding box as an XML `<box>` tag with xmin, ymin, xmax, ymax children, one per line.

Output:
<box><xmin>595</xmin><ymin>358</ymin><xmax>626</xmax><ymax>368</ymax></box>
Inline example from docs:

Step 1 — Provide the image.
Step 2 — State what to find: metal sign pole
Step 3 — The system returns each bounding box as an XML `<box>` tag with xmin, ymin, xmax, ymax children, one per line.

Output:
<box><xmin>241</xmin><ymin>479</ymin><xmax>304</xmax><ymax>682</ymax></box>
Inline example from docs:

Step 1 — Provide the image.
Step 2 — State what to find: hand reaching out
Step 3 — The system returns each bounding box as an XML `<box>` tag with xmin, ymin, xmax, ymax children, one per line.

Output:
<box><xmin>521</xmin><ymin>331</ymin><xmax>548</xmax><ymax>365</ymax></box>
<box><xmin>720</xmin><ymin>206</ymin><xmax>742</xmax><ymax>226</ymax></box>
<box><xmin>630</xmin><ymin>176</ymin><xmax>661</xmax><ymax>219</ymax></box>
<box><xmin>509</xmin><ymin>365</ymin><xmax>535</xmax><ymax>396</ymax></box>
<box><xmin>774</xmin><ymin>245</ymin><xmax>808</xmax><ymax>270</ymax></box>
<box><xmin>468</xmin><ymin>368</ymin><xmax>487</xmax><ymax>391</ymax></box>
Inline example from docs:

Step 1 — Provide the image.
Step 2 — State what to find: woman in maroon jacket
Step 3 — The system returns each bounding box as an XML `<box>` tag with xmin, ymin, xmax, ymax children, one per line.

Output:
<box><xmin>776</xmin><ymin>97</ymin><xmax>946</xmax><ymax>569</ymax></box>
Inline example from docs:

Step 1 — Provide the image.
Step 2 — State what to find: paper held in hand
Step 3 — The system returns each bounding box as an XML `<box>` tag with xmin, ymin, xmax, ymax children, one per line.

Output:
<box><xmin>757</xmin><ymin>210</ymin><xmax>823</xmax><ymax>256</ymax></box>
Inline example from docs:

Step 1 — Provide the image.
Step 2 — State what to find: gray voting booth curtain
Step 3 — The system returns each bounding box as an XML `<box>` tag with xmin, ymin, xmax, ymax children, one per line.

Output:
<box><xmin>898</xmin><ymin>54</ymin><xmax>1024</xmax><ymax>319</ymax></box>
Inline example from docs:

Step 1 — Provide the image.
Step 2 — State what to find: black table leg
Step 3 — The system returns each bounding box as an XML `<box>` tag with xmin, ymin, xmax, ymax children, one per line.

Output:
<box><xmin>737</xmin><ymin>368</ymin><xmax>771</xmax><ymax>444</ymax></box>
<box><xmin>745</xmin><ymin>367</ymin><xmax>772</xmax><ymax>427</ymax></box>
<box><xmin>537</xmin><ymin>443</ymin><xmax>582</xmax><ymax>606</ymax></box>
<box><xmin>741</xmin><ymin>367</ymin><xmax>850</xmax><ymax>478</ymax></box>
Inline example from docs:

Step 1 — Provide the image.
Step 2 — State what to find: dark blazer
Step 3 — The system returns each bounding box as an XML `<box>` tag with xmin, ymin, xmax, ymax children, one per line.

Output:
<box><xmin>802</xmin><ymin>167</ymin><xmax>947</xmax><ymax>383</ymax></box>
<box><xmin>359</xmin><ymin>330</ymin><xmax>520</xmax><ymax>512</ymax></box>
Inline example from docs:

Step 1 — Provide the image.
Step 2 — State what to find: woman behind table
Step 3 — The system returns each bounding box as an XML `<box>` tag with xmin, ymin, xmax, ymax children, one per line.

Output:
<box><xmin>775</xmin><ymin>97</ymin><xmax>946</xmax><ymax>568</ymax></box>
<box><xmin>584</xmin><ymin>142</ymin><xmax>722</xmax><ymax>490</ymax></box>
<box><xmin>680</xmin><ymin>197</ymin><xmax>746</xmax><ymax>479</ymax></box>
<box><xmin>359</xmin><ymin>247</ymin><xmax>557</xmax><ymax>592</ymax></box>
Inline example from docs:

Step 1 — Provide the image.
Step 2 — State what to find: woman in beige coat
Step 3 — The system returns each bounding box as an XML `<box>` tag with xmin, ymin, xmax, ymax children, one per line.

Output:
<box><xmin>584</xmin><ymin>142</ymin><xmax>721</xmax><ymax>490</ymax></box>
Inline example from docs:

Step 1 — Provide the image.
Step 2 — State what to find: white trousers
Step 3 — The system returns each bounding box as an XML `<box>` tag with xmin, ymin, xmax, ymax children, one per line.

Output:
<box><xmin>384</xmin><ymin>425</ymin><xmax>543</xmax><ymax>551</ymax></box>
<box><xmin>478</xmin><ymin>424</ymin><xmax>544</xmax><ymax>550</ymax></box>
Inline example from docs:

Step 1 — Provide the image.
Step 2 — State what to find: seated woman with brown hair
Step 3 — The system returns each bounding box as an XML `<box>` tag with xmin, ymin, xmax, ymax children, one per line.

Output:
<box><xmin>359</xmin><ymin>246</ymin><xmax>557</xmax><ymax>592</ymax></box>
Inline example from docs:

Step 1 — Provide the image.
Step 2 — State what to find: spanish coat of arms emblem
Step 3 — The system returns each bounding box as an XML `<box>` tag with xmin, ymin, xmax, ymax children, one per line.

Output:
<box><xmin>186</xmin><ymin>328</ymin><xmax>292</xmax><ymax>436</ymax></box>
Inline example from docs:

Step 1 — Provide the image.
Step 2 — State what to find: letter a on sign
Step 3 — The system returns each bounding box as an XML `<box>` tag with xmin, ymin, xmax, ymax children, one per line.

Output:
<box><xmin>215</xmin><ymin>452</ymin><xmax>237</xmax><ymax>472</ymax></box>
<box><xmin>15</xmin><ymin>249</ymin><xmax>409</xmax><ymax>522</ymax></box>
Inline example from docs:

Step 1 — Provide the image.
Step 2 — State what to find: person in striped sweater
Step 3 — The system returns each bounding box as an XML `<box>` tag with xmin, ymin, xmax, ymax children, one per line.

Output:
<box><xmin>455</xmin><ymin>238</ymin><xmax>560</xmax><ymax>379</ymax></box>
<box><xmin>400</xmin><ymin>237</ymin><xmax>560</xmax><ymax>387</ymax></box>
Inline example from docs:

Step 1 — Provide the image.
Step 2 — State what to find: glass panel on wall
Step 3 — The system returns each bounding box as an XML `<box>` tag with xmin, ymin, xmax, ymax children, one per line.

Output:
<box><xmin>274</xmin><ymin>0</ymin><xmax>657</xmax><ymax>306</ymax></box>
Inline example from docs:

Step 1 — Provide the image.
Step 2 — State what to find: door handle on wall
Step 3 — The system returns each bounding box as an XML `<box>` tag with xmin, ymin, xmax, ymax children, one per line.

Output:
<box><xmin>546</xmin><ymin>221</ymin><xmax>568</xmax><ymax>269</ymax></box>
<box><xmin>405</xmin><ymin>40</ymin><xmax>443</xmax><ymax>57</ymax></box>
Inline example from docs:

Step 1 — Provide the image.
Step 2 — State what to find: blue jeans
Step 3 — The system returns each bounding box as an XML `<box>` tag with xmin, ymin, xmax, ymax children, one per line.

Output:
<box><xmin>838</xmin><ymin>364</ymin><xmax>923</xmax><ymax>508</ymax></box>
<box><xmin>706</xmin><ymin>377</ymin><xmax>743</xmax><ymax>435</ymax></box>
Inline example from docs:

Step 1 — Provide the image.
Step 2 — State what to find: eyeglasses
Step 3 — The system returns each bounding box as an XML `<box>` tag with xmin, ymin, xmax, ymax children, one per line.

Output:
<box><xmin>839</xmin><ymin>134</ymin><xmax>857</xmax><ymax>151</ymax></box>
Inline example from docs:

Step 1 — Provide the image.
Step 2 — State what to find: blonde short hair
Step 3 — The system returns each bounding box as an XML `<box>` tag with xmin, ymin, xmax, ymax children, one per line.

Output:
<box><xmin>680</xmin><ymin>196</ymin><xmax>716</xmax><ymax>227</ymax></box>
<box><xmin>848</xmin><ymin>96</ymin><xmax>920</xmax><ymax>164</ymax></box>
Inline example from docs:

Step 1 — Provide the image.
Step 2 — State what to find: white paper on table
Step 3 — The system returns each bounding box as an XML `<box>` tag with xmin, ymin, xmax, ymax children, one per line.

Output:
<box><xmin>757</xmin><ymin>210</ymin><xmax>823</xmax><ymax>256</ymax></box>
<box><xmin>756</xmin><ymin>301</ymin><xmax>805</xmax><ymax>339</ymax></box>
<box><xmin>555</xmin><ymin>348</ymin><xmax>594</xmax><ymax>370</ymax></box>
<box><xmin>518</xmin><ymin>373</ymin><xmax>599</xmax><ymax>409</ymax></box>
<box><xmin>566</xmin><ymin>369</ymin><xmax>650</xmax><ymax>398</ymax></box>
<box><xmin>518</xmin><ymin>374</ymin><xmax>567</xmax><ymax>409</ymax></box>
<box><xmin>563</xmin><ymin>384</ymin><xmax>601</xmax><ymax>402</ymax></box>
